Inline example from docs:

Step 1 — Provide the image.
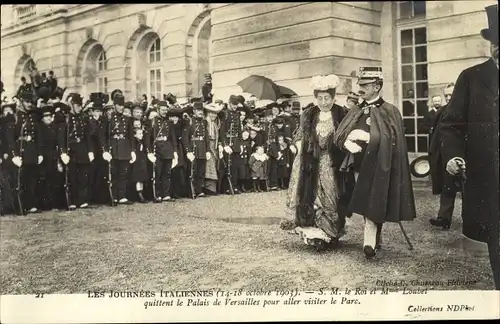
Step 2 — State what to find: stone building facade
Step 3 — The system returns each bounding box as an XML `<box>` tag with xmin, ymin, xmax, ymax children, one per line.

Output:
<box><xmin>0</xmin><ymin>1</ymin><xmax>496</xmax><ymax>159</ymax></box>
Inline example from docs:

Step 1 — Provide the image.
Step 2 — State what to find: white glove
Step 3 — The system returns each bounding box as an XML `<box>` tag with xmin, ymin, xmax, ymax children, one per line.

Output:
<box><xmin>60</xmin><ymin>153</ymin><xmax>70</xmax><ymax>165</ymax></box>
<box><xmin>187</xmin><ymin>152</ymin><xmax>195</xmax><ymax>162</ymax></box>
<box><xmin>446</xmin><ymin>157</ymin><xmax>466</xmax><ymax>176</ymax></box>
<box><xmin>102</xmin><ymin>151</ymin><xmax>112</xmax><ymax>162</ymax></box>
<box><xmin>218</xmin><ymin>145</ymin><xmax>224</xmax><ymax>156</ymax></box>
<box><xmin>172</xmin><ymin>157</ymin><xmax>178</xmax><ymax>169</ymax></box>
<box><xmin>37</xmin><ymin>98</ymin><xmax>44</xmax><ymax>108</ymax></box>
<box><xmin>3</xmin><ymin>153</ymin><xmax>8</xmax><ymax>160</ymax></box>
<box><xmin>347</xmin><ymin>129</ymin><xmax>370</xmax><ymax>142</ymax></box>
<box><xmin>344</xmin><ymin>140</ymin><xmax>362</xmax><ymax>154</ymax></box>
<box><xmin>12</xmin><ymin>156</ymin><xmax>23</xmax><ymax>167</ymax></box>
<box><xmin>224</xmin><ymin>146</ymin><xmax>233</xmax><ymax>154</ymax></box>
<box><xmin>38</xmin><ymin>155</ymin><xmax>44</xmax><ymax>165</ymax></box>
<box><xmin>88</xmin><ymin>152</ymin><xmax>95</xmax><ymax>162</ymax></box>
<box><xmin>130</xmin><ymin>151</ymin><xmax>136</xmax><ymax>164</ymax></box>
<box><xmin>147</xmin><ymin>153</ymin><xmax>156</xmax><ymax>163</ymax></box>
<box><xmin>290</xmin><ymin>145</ymin><xmax>297</xmax><ymax>154</ymax></box>
<box><xmin>206</xmin><ymin>152</ymin><xmax>211</xmax><ymax>160</ymax></box>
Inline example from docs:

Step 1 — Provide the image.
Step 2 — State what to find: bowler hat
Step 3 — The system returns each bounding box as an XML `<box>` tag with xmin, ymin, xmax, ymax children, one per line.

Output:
<box><xmin>165</xmin><ymin>93</ymin><xmax>177</xmax><ymax>105</ymax></box>
<box><xmin>480</xmin><ymin>5</ymin><xmax>498</xmax><ymax>44</ymax></box>
<box><xmin>51</xmin><ymin>87</ymin><xmax>66</xmax><ymax>100</ymax></box>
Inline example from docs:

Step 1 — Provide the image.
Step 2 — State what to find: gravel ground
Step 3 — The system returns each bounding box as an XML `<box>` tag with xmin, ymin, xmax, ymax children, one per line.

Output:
<box><xmin>0</xmin><ymin>188</ymin><xmax>495</xmax><ymax>294</ymax></box>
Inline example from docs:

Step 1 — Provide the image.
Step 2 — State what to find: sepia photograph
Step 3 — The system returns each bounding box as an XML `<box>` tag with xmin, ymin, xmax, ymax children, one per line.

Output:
<box><xmin>0</xmin><ymin>1</ymin><xmax>498</xmax><ymax>322</ymax></box>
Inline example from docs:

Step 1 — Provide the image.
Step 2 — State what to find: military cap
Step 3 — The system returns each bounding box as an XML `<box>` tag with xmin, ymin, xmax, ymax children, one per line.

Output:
<box><xmin>20</xmin><ymin>91</ymin><xmax>34</xmax><ymax>103</ymax></box>
<box><xmin>53</xmin><ymin>101</ymin><xmax>71</xmax><ymax>114</ymax></box>
<box><xmin>272</xmin><ymin>116</ymin><xmax>285</xmax><ymax>124</ymax></box>
<box><xmin>36</xmin><ymin>85</ymin><xmax>52</xmax><ymax>103</ymax></box>
<box><xmin>228</xmin><ymin>95</ymin><xmax>239</xmax><ymax>105</ymax></box>
<box><xmin>189</xmin><ymin>97</ymin><xmax>203</xmax><ymax>104</ymax></box>
<box><xmin>39</xmin><ymin>104</ymin><xmax>55</xmax><ymax>117</ymax></box>
<box><xmin>192</xmin><ymin>101</ymin><xmax>204</xmax><ymax>111</ymax></box>
<box><xmin>236</xmin><ymin>95</ymin><xmax>246</xmax><ymax>105</ymax></box>
<box><xmin>157</xmin><ymin>101</ymin><xmax>169</xmax><ymax>107</ymax></box>
<box><xmin>204</xmin><ymin>103</ymin><xmax>223</xmax><ymax>114</ymax></box>
<box><xmin>111</xmin><ymin>89</ymin><xmax>123</xmax><ymax>101</ymax></box>
<box><xmin>89</xmin><ymin>92</ymin><xmax>109</xmax><ymax>109</ymax></box>
<box><xmin>132</xmin><ymin>103</ymin><xmax>145</xmax><ymax>111</ymax></box>
<box><xmin>357</xmin><ymin>67</ymin><xmax>383</xmax><ymax>85</ymax></box>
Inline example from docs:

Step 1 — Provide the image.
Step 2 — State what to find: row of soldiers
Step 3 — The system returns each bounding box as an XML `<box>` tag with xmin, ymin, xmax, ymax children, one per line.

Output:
<box><xmin>0</xmin><ymin>86</ymin><xmax>303</xmax><ymax>215</ymax></box>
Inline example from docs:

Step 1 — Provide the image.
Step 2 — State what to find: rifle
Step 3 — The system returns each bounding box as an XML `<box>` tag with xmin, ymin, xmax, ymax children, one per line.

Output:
<box><xmin>151</xmin><ymin>125</ymin><xmax>157</xmax><ymax>203</ymax></box>
<box><xmin>63</xmin><ymin>116</ymin><xmax>72</xmax><ymax>210</ymax></box>
<box><xmin>15</xmin><ymin>120</ymin><xmax>26</xmax><ymax>215</ymax></box>
<box><xmin>107</xmin><ymin>116</ymin><xmax>116</xmax><ymax>207</ymax></box>
<box><xmin>225</xmin><ymin>120</ymin><xmax>235</xmax><ymax>195</ymax></box>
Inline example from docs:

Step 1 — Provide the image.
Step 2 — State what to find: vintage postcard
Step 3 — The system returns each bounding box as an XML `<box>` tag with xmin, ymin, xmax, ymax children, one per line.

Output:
<box><xmin>0</xmin><ymin>1</ymin><xmax>499</xmax><ymax>322</ymax></box>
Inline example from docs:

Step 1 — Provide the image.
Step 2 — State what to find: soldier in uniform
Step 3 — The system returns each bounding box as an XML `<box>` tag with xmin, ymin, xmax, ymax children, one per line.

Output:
<box><xmin>1</xmin><ymin>101</ymin><xmax>16</xmax><ymax>215</ymax></box>
<box><xmin>59</xmin><ymin>93</ymin><xmax>94</xmax><ymax>209</ymax></box>
<box><xmin>87</xmin><ymin>93</ymin><xmax>108</xmax><ymax>205</ymax></box>
<box><xmin>99</xmin><ymin>89</ymin><xmax>136</xmax><ymax>205</ymax></box>
<box><xmin>145</xmin><ymin>101</ymin><xmax>178</xmax><ymax>202</ymax></box>
<box><xmin>203</xmin><ymin>102</ymin><xmax>224</xmax><ymax>195</ymax></box>
<box><xmin>38</xmin><ymin>103</ymin><xmax>60</xmax><ymax>210</ymax></box>
<box><xmin>184</xmin><ymin>102</ymin><xmax>211</xmax><ymax>198</ymax></box>
<box><xmin>219</xmin><ymin>95</ymin><xmax>245</xmax><ymax>194</ymax></box>
<box><xmin>8</xmin><ymin>92</ymin><xmax>44</xmax><ymax>213</ymax></box>
<box><xmin>169</xmin><ymin>107</ymin><xmax>188</xmax><ymax>199</ymax></box>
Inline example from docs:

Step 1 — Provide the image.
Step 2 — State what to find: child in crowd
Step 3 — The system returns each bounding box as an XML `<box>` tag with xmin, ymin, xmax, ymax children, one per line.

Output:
<box><xmin>236</xmin><ymin>130</ymin><xmax>252</xmax><ymax>192</ymax></box>
<box><xmin>276</xmin><ymin>135</ymin><xmax>290</xmax><ymax>189</ymax></box>
<box><xmin>248</xmin><ymin>145</ymin><xmax>269</xmax><ymax>192</ymax></box>
<box><xmin>130</xmin><ymin>128</ymin><xmax>148</xmax><ymax>203</ymax></box>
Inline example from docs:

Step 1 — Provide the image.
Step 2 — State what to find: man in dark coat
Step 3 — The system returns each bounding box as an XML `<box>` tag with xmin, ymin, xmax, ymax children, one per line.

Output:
<box><xmin>439</xmin><ymin>4</ymin><xmax>499</xmax><ymax>290</ymax></box>
<box><xmin>201</xmin><ymin>73</ymin><xmax>213</xmax><ymax>104</ymax></box>
<box><xmin>333</xmin><ymin>66</ymin><xmax>416</xmax><ymax>259</ymax></box>
<box><xmin>428</xmin><ymin>83</ymin><xmax>461</xmax><ymax>229</ymax></box>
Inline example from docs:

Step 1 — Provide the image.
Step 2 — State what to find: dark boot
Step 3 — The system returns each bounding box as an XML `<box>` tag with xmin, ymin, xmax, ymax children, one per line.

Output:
<box><xmin>429</xmin><ymin>218</ymin><xmax>451</xmax><ymax>230</ymax></box>
<box><xmin>137</xmin><ymin>191</ymin><xmax>147</xmax><ymax>203</ymax></box>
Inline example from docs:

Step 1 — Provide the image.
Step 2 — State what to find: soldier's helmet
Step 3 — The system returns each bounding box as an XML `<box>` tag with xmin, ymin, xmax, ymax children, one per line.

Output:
<box><xmin>67</xmin><ymin>93</ymin><xmax>83</xmax><ymax>106</ymax></box>
<box><xmin>111</xmin><ymin>89</ymin><xmax>125</xmax><ymax>106</ymax></box>
<box><xmin>90</xmin><ymin>92</ymin><xmax>109</xmax><ymax>110</ymax></box>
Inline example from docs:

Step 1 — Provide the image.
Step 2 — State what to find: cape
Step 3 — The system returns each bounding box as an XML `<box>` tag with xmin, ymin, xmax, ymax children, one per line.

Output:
<box><xmin>333</xmin><ymin>100</ymin><xmax>416</xmax><ymax>223</ymax></box>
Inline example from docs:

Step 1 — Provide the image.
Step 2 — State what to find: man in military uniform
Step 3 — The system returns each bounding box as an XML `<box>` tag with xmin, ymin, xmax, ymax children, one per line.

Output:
<box><xmin>99</xmin><ymin>89</ymin><xmax>136</xmax><ymax>205</ymax></box>
<box><xmin>184</xmin><ymin>102</ymin><xmax>210</xmax><ymax>198</ymax></box>
<box><xmin>1</xmin><ymin>101</ymin><xmax>17</xmax><ymax>214</ymax></box>
<box><xmin>58</xmin><ymin>93</ymin><xmax>94</xmax><ymax>209</ymax></box>
<box><xmin>219</xmin><ymin>95</ymin><xmax>244</xmax><ymax>194</ymax></box>
<box><xmin>16</xmin><ymin>77</ymin><xmax>32</xmax><ymax>98</ymax></box>
<box><xmin>145</xmin><ymin>101</ymin><xmax>178</xmax><ymax>202</ymax></box>
<box><xmin>38</xmin><ymin>103</ymin><xmax>61</xmax><ymax>210</ymax></box>
<box><xmin>87</xmin><ymin>93</ymin><xmax>108</xmax><ymax>205</ymax></box>
<box><xmin>201</xmin><ymin>73</ymin><xmax>213</xmax><ymax>104</ymax></box>
<box><xmin>8</xmin><ymin>92</ymin><xmax>44</xmax><ymax>214</ymax></box>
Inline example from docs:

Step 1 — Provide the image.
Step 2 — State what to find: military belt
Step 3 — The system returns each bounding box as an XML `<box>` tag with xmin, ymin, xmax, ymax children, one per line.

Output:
<box><xmin>156</xmin><ymin>136</ymin><xmax>168</xmax><ymax>141</ymax></box>
<box><xmin>18</xmin><ymin>136</ymin><xmax>33</xmax><ymax>142</ymax></box>
<box><xmin>192</xmin><ymin>136</ymin><xmax>204</xmax><ymax>140</ymax></box>
<box><xmin>112</xmin><ymin>134</ymin><xmax>126</xmax><ymax>140</ymax></box>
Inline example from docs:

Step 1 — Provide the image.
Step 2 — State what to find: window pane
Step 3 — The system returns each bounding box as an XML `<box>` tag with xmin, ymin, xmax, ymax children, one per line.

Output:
<box><xmin>403</xmin><ymin>100</ymin><xmax>415</xmax><ymax>117</ymax></box>
<box><xmin>400</xmin><ymin>29</ymin><xmax>413</xmax><ymax>46</ymax></box>
<box><xmin>417</xmin><ymin>100</ymin><xmax>428</xmax><ymax>117</ymax></box>
<box><xmin>415</xmin><ymin>64</ymin><xmax>428</xmax><ymax>80</ymax></box>
<box><xmin>156</xmin><ymin>69</ymin><xmax>161</xmax><ymax>80</ymax></box>
<box><xmin>156</xmin><ymin>52</ymin><xmax>161</xmax><ymax>62</ymax></box>
<box><xmin>399</xmin><ymin>1</ymin><xmax>413</xmax><ymax>19</ymax></box>
<box><xmin>404</xmin><ymin>119</ymin><xmax>415</xmax><ymax>135</ymax></box>
<box><xmin>415</xmin><ymin>28</ymin><xmax>427</xmax><ymax>44</ymax></box>
<box><xmin>150</xmin><ymin>82</ymin><xmax>154</xmax><ymax>93</ymax></box>
<box><xmin>155</xmin><ymin>38</ymin><xmax>160</xmax><ymax>50</ymax></box>
<box><xmin>401</xmin><ymin>47</ymin><xmax>413</xmax><ymax>64</ymax></box>
<box><xmin>414</xmin><ymin>1</ymin><xmax>426</xmax><ymax>16</ymax></box>
<box><xmin>403</xmin><ymin>83</ymin><xmax>415</xmax><ymax>99</ymax></box>
<box><xmin>103</xmin><ymin>60</ymin><xmax>107</xmax><ymax>70</ymax></box>
<box><xmin>417</xmin><ymin>136</ymin><xmax>428</xmax><ymax>153</ymax></box>
<box><xmin>415</xmin><ymin>46</ymin><xmax>427</xmax><ymax>62</ymax></box>
<box><xmin>156</xmin><ymin>82</ymin><xmax>161</xmax><ymax>94</ymax></box>
<box><xmin>402</xmin><ymin>65</ymin><xmax>414</xmax><ymax>81</ymax></box>
<box><xmin>150</xmin><ymin>70</ymin><xmax>155</xmax><ymax>80</ymax></box>
<box><xmin>416</xmin><ymin>82</ymin><xmax>428</xmax><ymax>98</ymax></box>
<box><xmin>150</xmin><ymin>53</ymin><xmax>155</xmax><ymax>63</ymax></box>
<box><xmin>417</xmin><ymin>117</ymin><xmax>427</xmax><ymax>133</ymax></box>
<box><xmin>405</xmin><ymin>136</ymin><xmax>416</xmax><ymax>153</ymax></box>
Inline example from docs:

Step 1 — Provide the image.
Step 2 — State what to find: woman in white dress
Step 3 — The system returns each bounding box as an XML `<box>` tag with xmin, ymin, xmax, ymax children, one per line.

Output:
<box><xmin>284</xmin><ymin>75</ymin><xmax>349</xmax><ymax>251</ymax></box>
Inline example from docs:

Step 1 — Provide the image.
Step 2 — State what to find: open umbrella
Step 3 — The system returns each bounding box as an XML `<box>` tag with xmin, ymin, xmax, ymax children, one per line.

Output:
<box><xmin>277</xmin><ymin>85</ymin><xmax>297</xmax><ymax>98</ymax></box>
<box><xmin>237</xmin><ymin>75</ymin><xmax>281</xmax><ymax>101</ymax></box>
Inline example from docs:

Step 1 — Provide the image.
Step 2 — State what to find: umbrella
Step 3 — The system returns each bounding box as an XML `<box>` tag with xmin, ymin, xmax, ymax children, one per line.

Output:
<box><xmin>237</xmin><ymin>75</ymin><xmax>281</xmax><ymax>101</ymax></box>
<box><xmin>277</xmin><ymin>85</ymin><xmax>297</xmax><ymax>98</ymax></box>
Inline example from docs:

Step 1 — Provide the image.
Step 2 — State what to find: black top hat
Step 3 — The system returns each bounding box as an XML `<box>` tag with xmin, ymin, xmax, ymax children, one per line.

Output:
<box><xmin>228</xmin><ymin>95</ymin><xmax>240</xmax><ymax>105</ymax></box>
<box><xmin>20</xmin><ymin>91</ymin><xmax>35</xmax><ymax>104</ymax></box>
<box><xmin>167</xmin><ymin>108</ymin><xmax>184</xmax><ymax>117</ymax></box>
<box><xmin>67</xmin><ymin>93</ymin><xmax>83</xmax><ymax>106</ymax></box>
<box><xmin>51</xmin><ymin>87</ymin><xmax>66</xmax><ymax>100</ymax></box>
<box><xmin>165</xmin><ymin>93</ymin><xmax>177</xmax><ymax>105</ymax></box>
<box><xmin>291</xmin><ymin>101</ymin><xmax>301</xmax><ymax>112</ymax></box>
<box><xmin>89</xmin><ymin>92</ymin><xmax>109</xmax><ymax>110</ymax></box>
<box><xmin>481</xmin><ymin>4</ymin><xmax>498</xmax><ymax>44</ymax></box>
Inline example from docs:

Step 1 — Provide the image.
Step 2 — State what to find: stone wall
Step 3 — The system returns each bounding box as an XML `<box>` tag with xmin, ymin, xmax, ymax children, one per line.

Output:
<box><xmin>426</xmin><ymin>0</ymin><xmax>495</xmax><ymax>98</ymax></box>
<box><xmin>210</xmin><ymin>2</ymin><xmax>382</xmax><ymax>106</ymax></box>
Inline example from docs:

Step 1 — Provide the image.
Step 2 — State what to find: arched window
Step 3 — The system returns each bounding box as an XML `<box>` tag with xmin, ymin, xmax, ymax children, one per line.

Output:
<box><xmin>96</xmin><ymin>50</ymin><xmax>108</xmax><ymax>94</ymax></box>
<box><xmin>147</xmin><ymin>37</ymin><xmax>162</xmax><ymax>100</ymax></box>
